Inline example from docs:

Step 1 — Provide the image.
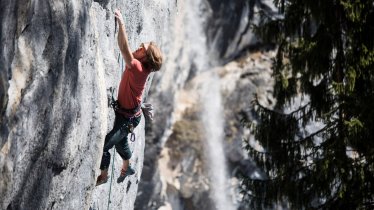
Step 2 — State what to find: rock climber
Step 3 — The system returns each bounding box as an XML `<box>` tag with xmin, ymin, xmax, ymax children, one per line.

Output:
<box><xmin>96</xmin><ymin>9</ymin><xmax>163</xmax><ymax>186</ymax></box>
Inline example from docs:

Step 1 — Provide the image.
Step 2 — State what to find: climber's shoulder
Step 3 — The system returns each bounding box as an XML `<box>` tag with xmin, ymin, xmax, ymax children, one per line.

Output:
<box><xmin>126</xmin><ymin>59</ymin><xmax>143</xmax><ymax>72</ymax></box>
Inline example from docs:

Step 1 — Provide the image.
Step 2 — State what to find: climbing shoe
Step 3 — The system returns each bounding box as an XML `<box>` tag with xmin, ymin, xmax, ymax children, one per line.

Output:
<box><xmin>96</xmin><ymin>174</ymin><xmax>109</xmax><ymax>186</ymax></box>
<box><xmin>117</xmin><ymin>166</ymin><xmax>135</xmax><ymax>183</ymax></box>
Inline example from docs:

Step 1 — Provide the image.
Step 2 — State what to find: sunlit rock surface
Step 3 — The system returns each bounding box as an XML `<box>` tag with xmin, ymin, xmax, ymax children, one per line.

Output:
<box><xmin>0</xmin><ymin>0</ymin><xmax>176</xmax><ymax>209</ymax></box>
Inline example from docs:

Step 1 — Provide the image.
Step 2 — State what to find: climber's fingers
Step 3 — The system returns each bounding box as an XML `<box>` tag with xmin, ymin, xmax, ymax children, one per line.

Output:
<box><xmin>114</xmin><ymin>9</ymin><xmax>124</xmax><ymax>23</ymax></box>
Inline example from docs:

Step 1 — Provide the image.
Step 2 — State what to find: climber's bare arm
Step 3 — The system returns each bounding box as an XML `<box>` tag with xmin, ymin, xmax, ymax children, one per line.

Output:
<box><xmin>115</xmin><ymin>9</ymin><xmax>134</xmax><ymax>67</ymax></box>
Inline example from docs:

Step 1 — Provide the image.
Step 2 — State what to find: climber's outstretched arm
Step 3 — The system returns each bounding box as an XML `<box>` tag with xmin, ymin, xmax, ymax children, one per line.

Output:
<box><xmin>115</xmin><ymin>9</ymin><xmax>134</xmax><ymax>67</ymax></box>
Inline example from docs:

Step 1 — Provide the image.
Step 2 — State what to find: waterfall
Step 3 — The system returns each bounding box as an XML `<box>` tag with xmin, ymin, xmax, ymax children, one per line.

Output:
<box><xmin>201</xmin><ymin>72</ymin><xmax>236</xmax><ymax>210</ymax></box>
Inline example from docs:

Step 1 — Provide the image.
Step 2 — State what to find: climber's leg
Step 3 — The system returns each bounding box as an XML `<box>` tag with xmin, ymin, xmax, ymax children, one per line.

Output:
<box><xmin>97</xmin><ymin>114</ymin><xmax>127</xmax><ymax>186</ymax></box>
<box><xmin>115</xmin><ymin>116</ymin><xmax>141</xmax><ymax>183</ymax></box>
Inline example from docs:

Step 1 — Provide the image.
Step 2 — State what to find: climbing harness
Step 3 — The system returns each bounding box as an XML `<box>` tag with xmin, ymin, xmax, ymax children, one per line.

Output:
<box><xmin>111</xmin><ymin>99</ymin><xmax>142</xmax><ymax>118</ymax></box>
<box><xmin>109</xmin><ymin>86</ymin><xmax>139</xmax><ymax>142</ymax></box>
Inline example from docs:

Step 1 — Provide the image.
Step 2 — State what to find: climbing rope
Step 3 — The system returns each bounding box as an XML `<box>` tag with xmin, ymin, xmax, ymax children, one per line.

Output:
<box><xmin>107</xmin><ymin>148</ymin><xmax>116</xmax><ymax>210</ymax></box>
<box><xmin>106</xmin><ymin>55</ymin><xmax>123</xmax><ymax>210</ymax></box>
<box><xmin>106</xmin><ymin>16</ymin><xmax>137</xmax><ymax>209</ymax></box>
<box><xmin>107</xmin><ymin>56</ymin><xmax>131</xmax><ymax>210</ymax></box>
<box><xmin>106</xmin><ymin>56</ymin><xmax>123</xmax><ymax>210</ymax></box>
<box><xmin>106</xmin><ymin>18</ymin><xmax>121</xmax><ymax>210</ymax></box>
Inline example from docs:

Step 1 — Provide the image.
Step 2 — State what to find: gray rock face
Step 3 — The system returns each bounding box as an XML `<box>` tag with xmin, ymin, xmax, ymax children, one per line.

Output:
<box><xmin>205</xmin><ymin>0</ymin><xmax>278</xmax><ymax>59</ymax></box>
<box><xmin>135</xmin><ymin>0</ymin><xmax>214</xmax><ymax>208</ymax></box>
<box><xmin>0</xmin><ymin>0</ymin><xmax>176</xmax><ymax>209</ymax></box>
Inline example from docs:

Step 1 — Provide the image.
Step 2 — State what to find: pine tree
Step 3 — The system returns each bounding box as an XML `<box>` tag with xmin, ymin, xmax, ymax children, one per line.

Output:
<box><xmin>241</xmin><ymin>0</ymin><xmax>374</xmax><ymax>209</ymax></box>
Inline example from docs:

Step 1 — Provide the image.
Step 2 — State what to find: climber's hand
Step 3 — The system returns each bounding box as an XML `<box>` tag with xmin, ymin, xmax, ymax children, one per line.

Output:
<box><xmin>114</xmin><ymin>9</ymin><xmax>124</xmax><ymax>24</ymax></box>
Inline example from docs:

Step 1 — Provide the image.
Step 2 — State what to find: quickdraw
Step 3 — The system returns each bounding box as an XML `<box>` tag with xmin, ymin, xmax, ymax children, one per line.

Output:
<box><xmin>130</xmin><ymin>132</ymin><xmax>136</xmax><ymax>142</ymax></box>
<box><xmin>123</xmin><ymin>117</ymin><xmax>136</xmax><ymax>142</ymax></box>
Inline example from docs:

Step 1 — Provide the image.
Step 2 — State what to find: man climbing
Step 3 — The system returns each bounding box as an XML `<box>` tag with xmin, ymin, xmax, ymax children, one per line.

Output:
<box><xmin>96</xmin><ymin>9</ymin><xmax>163</xmax><ymax>186</ymax></box>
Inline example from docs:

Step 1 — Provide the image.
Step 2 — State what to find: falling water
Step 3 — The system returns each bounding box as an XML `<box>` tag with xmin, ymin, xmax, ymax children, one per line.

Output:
<box><xmin>201</xmin><ymin>72</ymin><xmax>236</xmax><ymax>210</ymax></box>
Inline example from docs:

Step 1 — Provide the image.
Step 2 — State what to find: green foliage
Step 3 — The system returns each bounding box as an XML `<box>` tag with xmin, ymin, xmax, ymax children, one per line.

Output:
<box><xmin>344</xmin><ymin>117</ymin><xmax>363</xmax><ymax>135</ymax></box>
<box><xmin>241</xmin><ymin>0</ymin><xmax>374</xmax><ymax>209</ymax></box>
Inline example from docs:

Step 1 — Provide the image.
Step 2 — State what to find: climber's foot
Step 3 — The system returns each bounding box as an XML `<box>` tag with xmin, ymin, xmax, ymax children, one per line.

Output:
<box><xmin>117</xmin><ymin>166</ymin><xmax>135</xmax><ymax>183</ymax></box>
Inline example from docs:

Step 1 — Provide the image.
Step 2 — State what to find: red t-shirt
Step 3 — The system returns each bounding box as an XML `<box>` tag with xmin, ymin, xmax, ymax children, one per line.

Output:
<box><xmin>118</xmin><ymin>59</ymin><xmax>150</xmax><ymax>109</ymax></box>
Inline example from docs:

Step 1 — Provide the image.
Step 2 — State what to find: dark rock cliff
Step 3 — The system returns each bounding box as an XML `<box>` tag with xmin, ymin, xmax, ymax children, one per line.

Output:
<box><xmin>205</xmin><ymin>0</ymin><xmax>277</xmax><ymax>59</ymax></box>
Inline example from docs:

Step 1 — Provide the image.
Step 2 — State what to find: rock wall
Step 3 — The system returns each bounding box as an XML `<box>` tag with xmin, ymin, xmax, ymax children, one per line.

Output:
<box><xmin>0</xmin><ymin>0</ymin><xmax>176</xmax><ymax>209</ymax></box>
<box><xmin>205</xmin><ymin>0</ymin><xmax>277</xmax><ymax>60</ymax></box>
<box><xmin>135</xmin><ymin>0</ymin><xmax>213</xmax><ymax>208</ymax></box>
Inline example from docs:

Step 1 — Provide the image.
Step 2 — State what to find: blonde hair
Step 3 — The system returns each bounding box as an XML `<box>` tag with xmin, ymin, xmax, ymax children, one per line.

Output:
<box><xmin>144</xmin><ymin>42</ymin><xmax>163</xmax><ymax>72</ymax></box>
